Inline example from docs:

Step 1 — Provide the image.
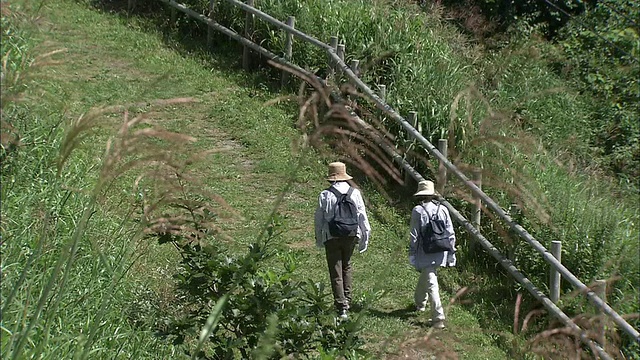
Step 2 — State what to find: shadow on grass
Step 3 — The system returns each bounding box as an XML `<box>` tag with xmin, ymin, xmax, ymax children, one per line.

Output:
<box><xmin>367</xmin><ymin>304</ymin><xmax>419</xmax><ymax>321</ymax></box>
<box><xmin>367</xmin><ymin>305</ymin><xmax>445</xmax><ymax>330</ymax></box>
<box><xmin>86</xmin><ymin>0</ymin><xmax>294</xmax><ymax>96</ymax></box>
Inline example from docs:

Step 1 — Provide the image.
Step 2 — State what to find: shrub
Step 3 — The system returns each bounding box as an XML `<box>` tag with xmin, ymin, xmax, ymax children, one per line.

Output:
<box><xmin>151</xmin><ymin>227</ymin><xmax>367</xmax><ymax>359</ymax></box>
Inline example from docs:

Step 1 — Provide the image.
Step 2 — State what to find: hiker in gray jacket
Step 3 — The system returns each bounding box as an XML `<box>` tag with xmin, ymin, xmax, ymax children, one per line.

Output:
<box><xmin>408</xmin><ymin>180</ymin><xmax>456</xmax><ymax>329</ymax></box>
<box><xmin>314</xmin><ymin>162</ymin><xmax>371</xmax><ymax>320</ymax></box>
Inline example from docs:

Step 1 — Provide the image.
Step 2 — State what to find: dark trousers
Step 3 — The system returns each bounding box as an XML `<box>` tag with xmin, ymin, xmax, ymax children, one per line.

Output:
<box><xmin>324</xmin><ymin>237</ymin><xmax>357</xmax><ymax>312</ymax></box>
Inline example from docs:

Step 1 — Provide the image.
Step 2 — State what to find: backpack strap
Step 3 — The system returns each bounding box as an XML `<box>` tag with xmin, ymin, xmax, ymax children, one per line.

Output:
<box><xmin>431</xmin><ymin>202</ymin><xmax>442</xmax><ymax>221</ymax></box>
<box><xmin>420</xmin><ymin>202</ymin><xmax>442</xmax><ymax>223</ymax></box>
<box><xmin>346</xmin><ymin>187</ymin><xmax>354</xmax><ymax>198</ymax></box>
<box><xmin>326</xmin><ymin>186</ymin><xmax>353</xmax><ymax>199</ymax></box>
<box><xmin>326</xmin><ymin>186</ymin><xmax>343</xmax><ymax>199</ymax></box>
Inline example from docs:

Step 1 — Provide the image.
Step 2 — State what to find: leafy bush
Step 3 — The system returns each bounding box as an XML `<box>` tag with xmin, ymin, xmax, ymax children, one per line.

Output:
<box><xmin>152</xmin><ymin>230</ymin><xmax>367</xmax><ymax>359</ymax></box>
<box><xmin>553</xmin><ymin>0</ymin><xmax>640</xmax><ymax>180</ymax></box>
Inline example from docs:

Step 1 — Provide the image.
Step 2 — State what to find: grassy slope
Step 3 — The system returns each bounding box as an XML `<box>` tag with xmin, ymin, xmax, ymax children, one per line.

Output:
<box><xmin>1</xmin><ymin>0</ymin><xmax>510</xmax><ymax>358</ymax></box>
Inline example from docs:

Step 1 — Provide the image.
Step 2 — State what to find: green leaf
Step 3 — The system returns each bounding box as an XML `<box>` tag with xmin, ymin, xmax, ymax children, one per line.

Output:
<box><xmin>191</xmin><ymin>294</ymin><xmax>228</xmax><ymax>360</ymax></box>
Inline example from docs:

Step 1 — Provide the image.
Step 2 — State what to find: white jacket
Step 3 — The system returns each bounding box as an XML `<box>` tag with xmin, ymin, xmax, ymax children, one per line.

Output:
<box><xmin>314</xmin><ymin>181</ymin><xmax>371</xmax><ymax>253</ymax></box>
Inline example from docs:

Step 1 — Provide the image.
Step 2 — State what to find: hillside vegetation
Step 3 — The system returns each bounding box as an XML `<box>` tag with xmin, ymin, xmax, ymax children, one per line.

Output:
<box><xmin>2</xmin><ymin>0</ymin><xmax>639</xmax><ymax>358</ymax></box>
<box><xmin>140</xmin><ymin>0</ymin><xmax>639</xmax><ymax>351</ymax></box>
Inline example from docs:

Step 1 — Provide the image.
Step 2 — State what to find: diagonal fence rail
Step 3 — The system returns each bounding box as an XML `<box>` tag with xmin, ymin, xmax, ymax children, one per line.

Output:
<box><xmin>148</xmin><ymin>0</ymin><xmax>639</xmax><ymax>355</ymax></box>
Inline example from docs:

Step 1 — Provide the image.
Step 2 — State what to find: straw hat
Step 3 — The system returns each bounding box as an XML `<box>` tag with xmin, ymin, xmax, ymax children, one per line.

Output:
<box><xmin>326</xmin><ymin>162</ymin><xmax>353</xmax><ymax>181</ymax></box>
<box><xmin>414</xmin><ymin>180</ymin><xmax>435</xmax><ymax>197</ymax></box>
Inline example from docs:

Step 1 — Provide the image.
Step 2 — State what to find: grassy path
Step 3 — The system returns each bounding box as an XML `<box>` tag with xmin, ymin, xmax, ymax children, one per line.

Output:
<box><xmin>8</xmin><ymin>0</ymin><xmax>511</xmax><ymax>357</ymax></box>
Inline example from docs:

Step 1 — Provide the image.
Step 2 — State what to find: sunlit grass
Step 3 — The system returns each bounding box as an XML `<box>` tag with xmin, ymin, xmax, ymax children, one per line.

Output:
<box><xmin>2</xmin><ymin>0</ymin><xmax>637</xmax><ymax>358</ymax></box>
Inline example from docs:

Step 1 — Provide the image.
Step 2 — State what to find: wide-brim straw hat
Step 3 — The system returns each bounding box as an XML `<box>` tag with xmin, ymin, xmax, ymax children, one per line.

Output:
<box><xmin>326</xmin><ymin>162</ymin><xmax>353</xmax><ymax>181</ymax></box>
<box><xmin>414</xmin><ymin>180</ymin><xmax>435</xmax><ymax>196</ymax></box>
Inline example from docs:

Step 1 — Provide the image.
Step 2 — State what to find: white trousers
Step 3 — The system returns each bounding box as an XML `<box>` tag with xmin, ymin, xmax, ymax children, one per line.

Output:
<box><xmin>414</xmin><ymin>266</ymin><xmax>445</xmax><ymax>321</ymax></box>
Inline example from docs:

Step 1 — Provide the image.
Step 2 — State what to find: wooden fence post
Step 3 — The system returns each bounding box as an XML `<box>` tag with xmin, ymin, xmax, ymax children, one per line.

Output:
<box><xmin>473</xmin><ymin>168</ymin><xmax>482</xmax><ymax>230</ymax></box>
<box><xmin>404</xmin><ymin>111</ymin><xmax>418</xmax><ymax>185</ymax></box>
<box><xmin>506</xmin><ymin>203</ymin><xmax>519</xmax><ymax>261</ymax></box>
<box><xmin>377</xmin><ymin>84</ymin><xmax>386</xmax><ymax>102</ymax></box>
<box><xmin>404</xmin><ymin>111</ymin><xmax>418</xmax><ymax>186</ymax></box>
<box><xmin>281</xmin><ymin>16</ymin><xmax>295</xmax><ymax>88</ymax></box>
<box><xmin>377</xmin><ymin>84</ymin><xmax>387</xmax><ymax>122</ymax></box>
<box><xmin>336</xmin><ymin>44</ymin><xmax>345</xmax><ymax>80</ymax></box>
<box><xmin>327</xmin><ymin>36</ymin><xmax>338</xmax><ymax>80</ymax></box>
<box><xmin>242</xmin><ymin>0</ymin><xmax>255</xmax><ymax>71</ymax></box>
<box><xmin>349</xmin><ymin>59</ymin><xmax>359</xmax><ymax>80</ymax></box>
<box><xmin>171</xmin><ymin>6</ymin><xmax>177</xmax><ymax>28</ymax></box>
<box><xmin>437</xmin><ymin>139</ymin><xmax>448</xmax><ymax>195</ymax></box>
<box><xmin>206</xmin><ymin>0</ymin><xmax>217</xmax><ymax>52</ymax></box>
<box><xmin>594</xmin><ymin>279</ymin><xmax>607</xmax><ymax>349</ymax></box>
<box><xmin>348</xmin><ymin>59</ymin><xmax>359</xmax><ymax>104</ymax></box>
<box><xmin>411</xmin><ymin>110</ymin><xmax>421</xmax><ymax>133</ymax></box>
<box><xmin>467</xmin><ymin>168</ymin><xmax>482</xmax><ymax>255</ymax></box>
<box><xmin>550</xmin><ymin>240</ymin><xmax>562</xmax><ymax>303</ymax></box>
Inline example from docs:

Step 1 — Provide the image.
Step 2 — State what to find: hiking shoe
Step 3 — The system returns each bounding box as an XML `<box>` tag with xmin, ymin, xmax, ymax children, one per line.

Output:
<box><xmin>338</xmin><ymin>310</ymin><xmax>348</xmax><ymax>320</ymax></box>
<box><xmin>431</xmin><ymin>320</ymin><xmax>445</xmax><ymax>329</ymax></box>
<box><xmin>415</xmin><ymin>306</ymin><xmax>426</xmax><ymax>312</ymax></box>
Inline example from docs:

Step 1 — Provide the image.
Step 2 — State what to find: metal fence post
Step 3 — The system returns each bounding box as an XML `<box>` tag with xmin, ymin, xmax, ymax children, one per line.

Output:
<box><xmin>242</xmin><ymin>0</ymin><xmax>255</xmax><ymax>71</ymax></box>
<box><xmin>281</xmin><ymin>16</ymin><xmax>295</xmax><ymax>87</ymax></box>
<box><xmin>550</xmin><ymin>240</ymin><xmax>562</xmax><ymax>303</ymax></box>
<box><xmin>437</xmin><ymin>139</ymin><xmax>448</xmax><ymax>195</ymax></box>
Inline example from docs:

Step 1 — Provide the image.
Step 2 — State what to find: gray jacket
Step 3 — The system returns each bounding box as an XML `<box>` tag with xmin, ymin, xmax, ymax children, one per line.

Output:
<box><xmin>408</xmin><ymin>200</ymin><xmax>456</xmax><ymax>269</ymax></box>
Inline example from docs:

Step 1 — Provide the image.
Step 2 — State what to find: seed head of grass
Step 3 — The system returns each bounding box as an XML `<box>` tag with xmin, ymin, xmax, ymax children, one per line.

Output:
<box><xmin>267</xmin><ymin>60</ymin><xmax>405</xmax><ymax>198</ymax></box>
<box><xmin>58</xmin><ymin>98</ymin><xmax>239</xmax><ymax>245</ymax></box>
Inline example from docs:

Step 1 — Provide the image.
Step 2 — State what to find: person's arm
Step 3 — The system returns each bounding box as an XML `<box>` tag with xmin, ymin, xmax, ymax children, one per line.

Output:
<box><xmin>314</xmin><ymin>191</ymin><xmax>328</xmax><ymax>248</ymax></box>
<box><xmin>444</xmin><ymin>207</ymin><xmax>457</xmax><ymax>266</ymax></box>
<box><xmin>409</xmin><ymin>207</ymin><xmax>421</xmax><ymax>261</ymax></box>
<box><xmin>353</xmin><ymin>188</ymin><xmax>371</xmax><ymax>253</ymax></box>
<box><xmin>444</xmin><ymin>207</ymin><xmax>456</xmax><ymax>250</ymax></box>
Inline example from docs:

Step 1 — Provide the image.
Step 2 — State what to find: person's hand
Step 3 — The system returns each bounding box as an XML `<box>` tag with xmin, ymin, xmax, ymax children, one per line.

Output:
<box><xmin>446</xmin><ymin>252</ymin><xmax>456</xmax><ymax>267</ymax></box>
<box><xmin>409</xmin><ymin>255</ymin><xmax>416</xmax><ymax>267</ymax></box>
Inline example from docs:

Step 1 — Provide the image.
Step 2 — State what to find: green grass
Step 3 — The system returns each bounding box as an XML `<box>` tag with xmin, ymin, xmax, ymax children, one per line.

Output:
<box><xmin>141</xmin><ymin>0</ymin><xmax>639</xmax><ymax>317</ymax></box>
<box><xmin>2</xmin><ymin>0</ymin><xmax>638</xmax><ymax>358</ymax></box>
<box><xmin>1</xmin><ymin>0</ymin><xmax>512</xmax><ymax>358</ymax></box>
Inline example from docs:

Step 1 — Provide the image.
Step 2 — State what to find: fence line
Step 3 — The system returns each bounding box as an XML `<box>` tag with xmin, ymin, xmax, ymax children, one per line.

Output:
<box><xmin>333</xmin><ymin>55</ymin><xmax>638</xmax><ymax>343</ymax></box>
<box><xmin>251</xmin><ymin>2</ymin><xmax>638</xmax><ymax>343</ymax></box>
<box><xmin>154</xmin><ymin>0</ymin><xmax>638</xmax><ymax>349</ymax></box>
<box><xmin>340</xmin><ymin>106</ymin><xmax>612</xmax><ymax>359</ymax></box>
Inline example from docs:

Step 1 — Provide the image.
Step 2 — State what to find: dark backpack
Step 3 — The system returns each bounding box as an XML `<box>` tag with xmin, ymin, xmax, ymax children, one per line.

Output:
<box><xmin>419</xmin><ymin>202</ymin><xmax>454</xmax><ymax>254</ymax></box>
<box><xmin>326</xmin><ymin>187</ymin><xmax>359</xmax><ymax>237</ymax></box>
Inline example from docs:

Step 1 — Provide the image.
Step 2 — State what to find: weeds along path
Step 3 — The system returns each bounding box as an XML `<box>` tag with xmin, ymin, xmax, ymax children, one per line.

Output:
<box><xmin>17</xmin><ymin>0</ymin><xmax>510</xmax><ymax>357</ymax></box>
<box><xmin>33</xmin><ymin>0</ymin><xmax>315</xmax><ymax>244</ymax></box>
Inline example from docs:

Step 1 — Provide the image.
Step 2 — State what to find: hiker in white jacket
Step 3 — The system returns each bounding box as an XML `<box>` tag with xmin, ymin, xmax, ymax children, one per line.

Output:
<box><xmin>314</xmin><ymin>162</ymin><xmax>371</xmax><ymax>320</ymax></box>
<box><xmin>408</xmin><ymin>180</ymin><xmax>456</xmax><ymax>329</ymax></box>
